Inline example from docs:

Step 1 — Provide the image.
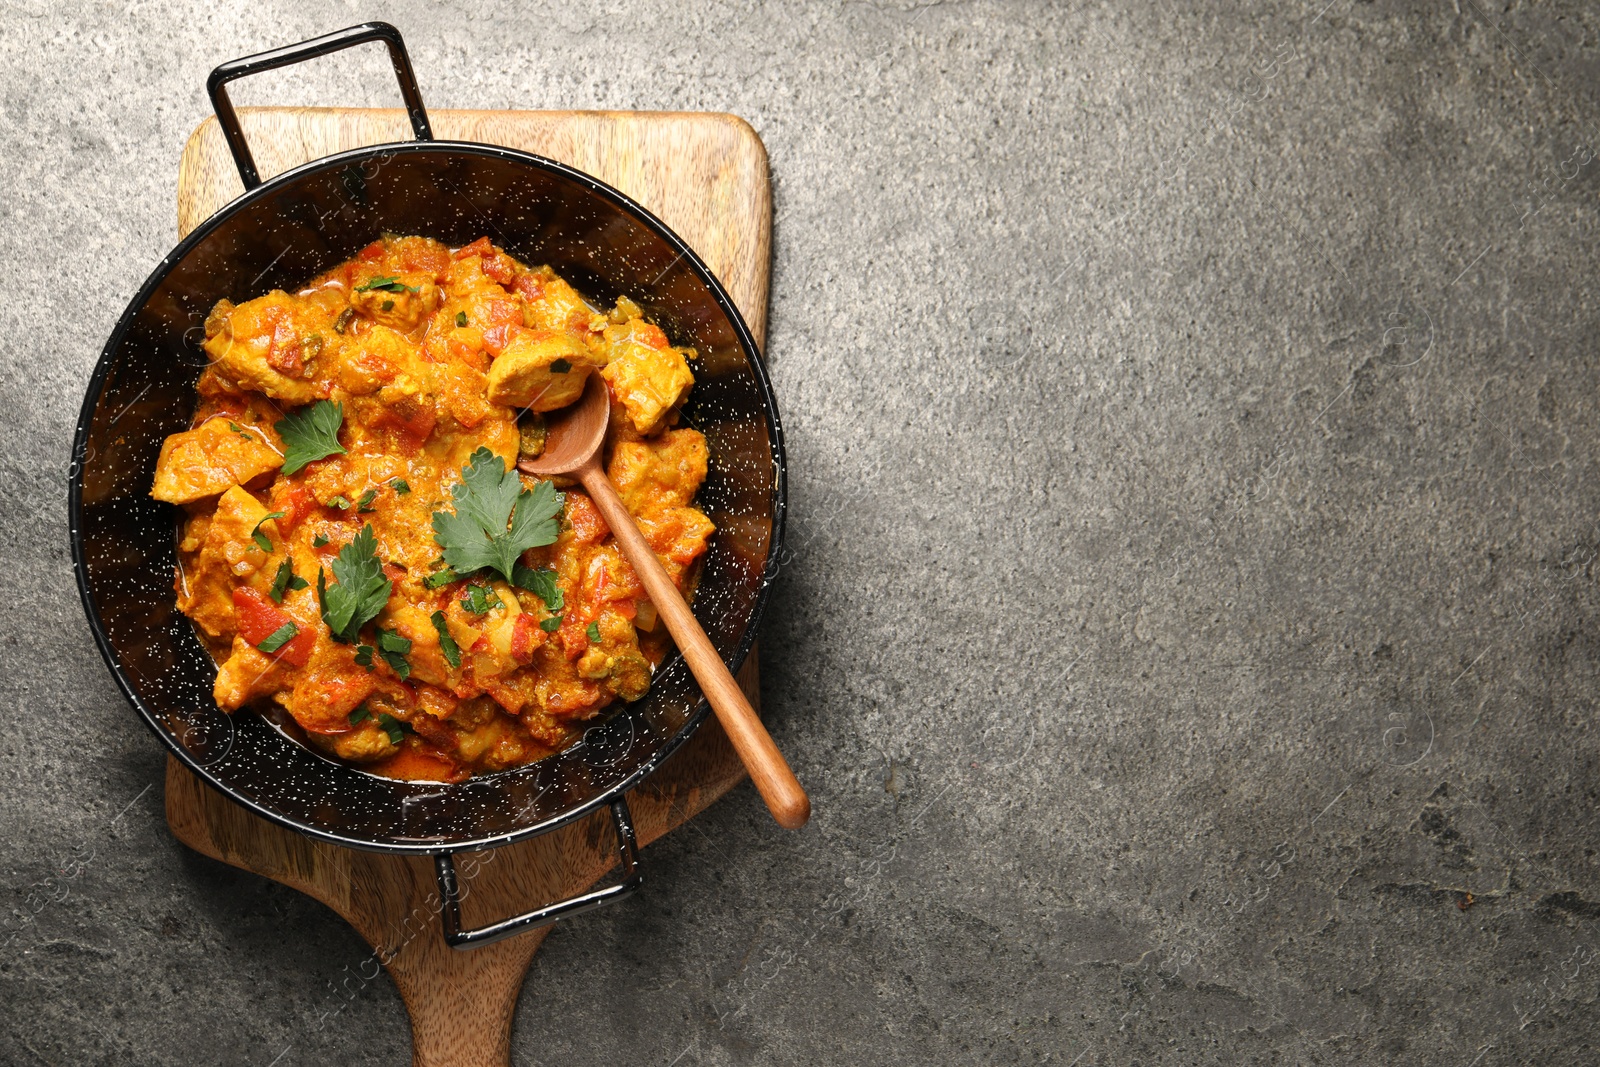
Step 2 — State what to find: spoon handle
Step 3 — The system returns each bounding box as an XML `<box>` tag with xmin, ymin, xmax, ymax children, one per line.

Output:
<box><xmin>577</xmin><ymin>460</ymin><xmax>811</xmax><ymax>830</ymax></box>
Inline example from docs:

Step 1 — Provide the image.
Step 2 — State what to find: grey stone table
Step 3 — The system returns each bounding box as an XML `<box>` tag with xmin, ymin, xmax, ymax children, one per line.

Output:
<box><xmin>4</xmin><ymin>2</ymin><xmax>1599</xmax><ymax>1064</ymax></box>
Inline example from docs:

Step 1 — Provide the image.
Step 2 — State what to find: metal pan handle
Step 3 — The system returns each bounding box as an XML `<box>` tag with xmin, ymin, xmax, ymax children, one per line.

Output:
<box><xmin>206</xmin><ymin>21</ymin><xmax>433</xmax><ymax>191</ymax></box>
<box><xmin>434</xmin><ymin>797</ymin><xmax>643</xmax><ymax>950</ymax></box>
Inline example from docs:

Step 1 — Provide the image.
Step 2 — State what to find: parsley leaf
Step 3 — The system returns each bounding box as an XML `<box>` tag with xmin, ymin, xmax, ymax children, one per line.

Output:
<box><xmin>276</xmin><ymin>400</ymin><xmax>347</xmax><ymax>475</ymax></box>
<box><xmin>586</xmin><ymin>621</ymin><xmax>602</xmax><ymax>643</ymax></box>
<box><xmin>539</xmin><ymin>615</ymin><xmax>563</xmax><ymax>633</ymax></box>
<box><xmin>376</xmin><ymin>628</ymin><xmax>412</xmax><ymax>679</ymax></box>
<box><xmin>355</xmin><ymin>275</ymin><xmax>418</xmax><ymax>294</ymax></box>
<box><xmin>380</xmin><ymin>299</ymin><xmax>395</xmax><ymax>312</ymax></box>
<box><xmin>455</xmin><ymin>311</ymin><xmax>468</xmax><ymax>328</ymax></box>
<box><xmin>422</xmin><ymin>566</ymin><xmax>459</xmax><ymax>589</ymax></box>
<box><xmin>349</xmin><ymin>706</ymin><xmax>373</xmax><ymax>724</ymax></box>
<box><xmin>356</xmin><ymin>488</ymin><xmax>378</xmax><ymax>513</ymax></box>
<box><xmin>550</xmin><ymin>358</ymin><xmax>572</xmax><ymax>374</ymax></box>
<box><xmin>431</xmin><ymin>447</ymin><xmax>562</xmax><ymax>584</ymax></box>
<box><xmin>269</xmin><ymin>557</ymin><xmax>309</xmax><ymax>602</ymax></box>
<box><xmin>317</xmin><ymin>524</ymin><xmax>391</xmax><ymax>643</ymax></box>
<box><xmin>460</xmin><ymin>583</ymin><xmax>501</xmax><ymax>615</ymax></box>
<box><xmin>251</xmin><ymin>511</ymin><xmax>285</xmax><ymax>553</ymax></box>
<box><xmin>312</xmin><ymin>533</ymin><xmax>330</xmax><ymax>548</ymax></box>
<box><xmin>376</xmin><ymin>713</ymin><xmax>409</xmax><ymax>745</ymax></box>
<box><xmin>354</xmin><ymin>644</ymin><xmax>375</xmax><ymax>670</ymax></box>
<box><xmin>431</xmin><ymin>611</ymin><xmax>462</xmax><ymax>668</ymax></box>
<box><xmin>327</xmin><ymin>495</ymin><xmax>353</xmax><ymax>510</ymax></box>
<box><xmin>390</xmin><ymin>478</ymin><xmax>410</xmax><ymax>495</ymax></box>
<box><xmin>512</xmin><ymin>564</ymin><xmax>563</xmax><ymax>611</ymax></box>
<box><xmin>257</xmin><ymin>621</ymin><xmax>299</xmax><ymax>654</ymax></box>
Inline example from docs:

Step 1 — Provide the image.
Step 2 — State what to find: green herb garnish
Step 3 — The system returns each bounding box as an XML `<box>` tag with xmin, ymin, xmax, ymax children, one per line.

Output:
<box><xmin>550</xmin><ymin>358</ymin><xmax>572</xmax><ymax>374</ymax></box>
<box><xmin>354</xmin><ymin>644</ymin><xmax>375</xmax><ymax>670</ymax></box>
<box><xmin>455</xmin><ymin>311</ymin><xmax>468</xmax><ymax>328</ymax></box>
<box><xmin>312</xmin><ymin>533</ymin><xmax>330</xmax><ymax>548</ymax></box>
<box><xmin>376</xmin><ymin>629</ymin><xmax>412</xmax><ymax>679</ymax></box>
<box><xmin>349</xmin><ymin>706</ymin><xmax>373</xmax><ymax>724</ymax></box>
<box><xmin>269</xmin><ymin>557</ymin><xmax>309</xmax><ymax>602</ymax></box>
<box><xmin>327</xmin><ymin>495</ymin><xmax>353</xmax><ymax>510</ymax></box>
<box><xmin>227</xmin><ymin>421</ymin><xmax>253</xmax><ymax>441</ymax></box>
<box><xmin>431</xmin><ymin>447</ymin><xmax>562</xmax><ymax>584</ymax></box>
<box><xmin>586</xmin><ymin>621</ymin><xmax>602</xmax><ymax>643</ymax></box>
<box><xmin>539</xmin><ymin>615</ymin><xmax>562</xmax><ymax>633</ymax></box>
<box><xmin>422</xmin><ymin>566</ymin><xmax>459</xmax><ymax>590</ymax></box>
<box><xmin>376</xmin><ymin>713</ymin><xmax>409</xmax><ymax>745</ymax></box>
<box><xmin>355</xmin><ymin>276</ymin><xmax>417</xmax><ymax>294</ymax></box>
<box><xmin>257</xmin><ymin>621</ymin><xmax>299</xmax><ymax>654</ymax></box>
<box><xmin>275</xmin><ymin>400</ymin><xmax>347</xmax><ymax>475</ymax></box>
<box><xmin>512</xmin><ymin>565</ymin><xmax>563</xmax><ymax>611</ymax></box>
<box><xmin>431</xmin><ymin>611</ymin><xmax>462</xmax><ymax>668</ymax></box>
<box><xmin>356</xmin><ymin>488</ymin><xmax>378</xmax><ymax>513</ymax></box>
<box><xmin>460</xmin><ymin>583</ymin><xmax>501</xmax><ymax>615</ymax></box>
<box><xmin>380</xmin><ymin>299</ymin><xmax>395</xmax><ymax>312</ymax></box>
<box><xmin>390</xmin><ymin>478</ymin><xmax>410</xmax><ymax>495</ymax></box>
<box><xmin>316</xmin><ymin>524</ymin><xmax>391</xmax><ymax>643</ymax></box>
<box><xmin>250</xmin><ymin>511</ymin><xmax>285</xmax><ymax>553</ymax></box>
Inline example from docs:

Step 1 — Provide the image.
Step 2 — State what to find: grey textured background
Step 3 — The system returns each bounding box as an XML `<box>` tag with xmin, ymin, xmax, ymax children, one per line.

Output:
<box><xmin>4</xmin><ymin>1</ymin><xmax>1600</xmax><ymax>1063</ymax></box>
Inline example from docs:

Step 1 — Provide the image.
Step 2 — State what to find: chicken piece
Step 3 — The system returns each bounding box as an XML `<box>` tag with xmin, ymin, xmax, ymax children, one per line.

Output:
<box><xmin>201</xmin><ymin>292</ymin><xmax>326</xmax><ymax>404</ymax></box>
<box><xmin>608</xmin><ymin>429</ymin><xmax>709</xmax><ymax>513</ymax></box>
<box><xmin>485</xmin><ymin>329</ymin><xmax>602</xmax><ymax>412</ymax></box>
<box><xmin>310</xmin><ymin>721</ymin><xmax>399</xmax><ymax>763</ymax></box>
<box><xmin>151</xmin><ymin>417</ymin><xmax>283</xmax><ymax>504</ymax></box>
<box><xmin>515</xmin><ymin>265</ymin><xmax>598</xmax><ymax>334</ymax></box>
<box><xmin>599</xmin><ymin>320</ymin><xmax>694</xmax><ymax>434</ymax></box>
<box><xmin>214</xmin><ymin>636</ymin><xmax>289</xmax><ymax>710</ymax></box>
<box><xmin>349</xmin><ymin>271</ymin><xmax>442</xmax><ymax>333</ymax></box>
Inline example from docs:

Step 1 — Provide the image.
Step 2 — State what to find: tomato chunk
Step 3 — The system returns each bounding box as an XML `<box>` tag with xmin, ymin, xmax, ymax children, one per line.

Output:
<box><xmin>232</xmin><ymin>587</ymin><xmax>315</xmax><ymax>667</ymax></box>
<box><xmin>454</xmin><ymin>236</ymin><xmax>494</xmax><ymax>260</ymax></box>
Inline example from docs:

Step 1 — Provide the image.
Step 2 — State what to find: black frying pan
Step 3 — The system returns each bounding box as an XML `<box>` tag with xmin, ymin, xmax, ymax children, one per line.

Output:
<box><xmin>67</xmin><ymin>23</ymin><xmax>785</xmax><ymax>947</ymax></box>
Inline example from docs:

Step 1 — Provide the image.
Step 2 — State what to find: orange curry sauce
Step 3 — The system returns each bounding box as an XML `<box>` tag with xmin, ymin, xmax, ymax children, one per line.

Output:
<box><xmin>151</xmin><ymin>235</ymin><xmax>713</xmax><ymax>781</ymax></box>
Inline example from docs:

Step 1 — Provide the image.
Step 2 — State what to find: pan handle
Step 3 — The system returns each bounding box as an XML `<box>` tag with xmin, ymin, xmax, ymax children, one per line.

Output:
<box><xmin>434</xmin><ymin>797</ymin><xmax>643</xmax><ymax>950</ymax></box>
<box><xmin>206</xmin><ymin>21</ymin><xmax>433</xmax><ymax>191</ymax></box>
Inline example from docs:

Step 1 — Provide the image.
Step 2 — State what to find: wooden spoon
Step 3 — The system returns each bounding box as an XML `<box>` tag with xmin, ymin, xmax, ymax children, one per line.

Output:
<box><xmin>519</xmin><ymin>374</ymin><xmax>810</xmax><ymax>830</ymax></box>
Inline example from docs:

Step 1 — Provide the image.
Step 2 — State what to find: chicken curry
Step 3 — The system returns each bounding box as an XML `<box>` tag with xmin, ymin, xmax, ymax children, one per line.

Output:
<box><xmin>150</xmin><ymin>235</ymin><xmax>712</xmax><ymax>782</ymax></box>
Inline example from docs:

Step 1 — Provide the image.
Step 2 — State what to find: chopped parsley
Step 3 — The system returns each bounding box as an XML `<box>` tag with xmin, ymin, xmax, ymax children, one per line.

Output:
<box><xmin>334</xmin><ymin>307</ymin><xmax>356</xmax><ymax>334</ymax></box>
<box><xmin>269</xmin><ymin>558</ymin><xmax>309</xmax><ymax>602</ymax></box>
<box><xmin>275</xmin><ymin>400</ymin><xmax>347</xmax><ymax>475</ymax></box>
<box><xmin>550</xmin><ymin>358</ymin><xmax>572</xmax><ymax>374</ymax></box>
<box><xmin>250</xmin><ymin>511</ymin><xmax>285</xmax><ymax>553</ymax></box>
<box><xmin>356</xmin><ymin>488</ymin><xmax>378</xmax><ymax>513</ymax></box>
<box><xmin>380</xmin><ymin>299</ymin><xmax>395</xmax><ymax>312</ymax></box>
<box><xmin>326</xmin><ymin>495</ymin><xmax>353</xmax><ymax>510</ymax></box>
<box><xmin>460</xmin><ymin>583</ymin><xmax>501</xmax><ymax>615</ymax></box>
<box><xmin>257</xmin><ymin>621</ymin><xmax>299</xmax><ymax>654</ymax></box>
<box><xmin>349</xmin><ymin>706</ymin><xmax>373</xmax><ymax>724</ymax></box>
<box><xmin>355</xmin><ymin>275</ymin><xmax>417</xmax><ymax>294</ymax></box>
<box><xmin>455</xmin><ymin>311</ymin><xmax>468</xmax><ymax>328</ymax></box>
<box><xmin>539</xmin><ymin>615</ymin><xmax>563</xmax><ymax>633</ymax></box>
<box><xmin>586</xmin><ymin>621</ymin><xmax>602</xmax><ymax>643</ymax></box>
<box><xmin>376</xmin><ymin>629</ymin><xmax>412</xmax><ymax>680</ymax></box>
<box><xmin>431</xmin><ymin>447</ymin><xmax>562</xmax><ymax>585</ymax></box>
<box><xmin>226</xmin><ymin>421</ymin><xmax>253</xmax><ymax>441</ymax></box>
<box><xmin>354</xmin><ymin>644</ymin><xmax>375</xmax><ymax>670</ymax></box>
<box><xmin>512</xmin><ymin>565</ymin><xmax>563</xmax><ymax>611</ymax></box>
<box><xmin>422</xmin><ymin>566</ymin><xmax>458</xmax><ymax>590</ymax></box>
<box><xmin>376</xmin><ymin>712</ymin><xmax>409</xmax><ymax>745</ymax></box>
<box><xmin>312</xmin><ymin>533</ymin><xmax>330</xmax><ymax>548</ymax></box>
<box><xmin>390</xmin><ymin>478</ymin><xmax>410</xmax><ymax>495</ymax></box>
<box><xmin>316</xmin><ymin>524</ymin><xmax>391</xmax><ymax>643</ymax></box>
<box><xmin>431</xmin><ymin>611</ymin><xmax>461</xmax><ymax>668</ymax></box>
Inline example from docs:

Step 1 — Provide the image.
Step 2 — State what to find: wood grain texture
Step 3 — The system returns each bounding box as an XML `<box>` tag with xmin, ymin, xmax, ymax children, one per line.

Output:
<box><xmin>166</xmin><ymin>106</ymin><xmax>773</xmax><ymax>1067</ymax></box>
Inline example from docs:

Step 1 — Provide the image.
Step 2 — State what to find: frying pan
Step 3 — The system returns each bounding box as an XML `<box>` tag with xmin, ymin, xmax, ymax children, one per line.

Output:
<box><xmin>67</xmin><ymin>22</ymin><xmax>785</xmax><ymax>948</ymax></box>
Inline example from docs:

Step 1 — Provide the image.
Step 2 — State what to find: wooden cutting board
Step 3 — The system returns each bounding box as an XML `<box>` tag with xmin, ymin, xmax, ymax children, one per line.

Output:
<box><xmin>166</xmin><ymin>106</ymin><xmax>772</xmax><ymax>1067</ymax></box>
